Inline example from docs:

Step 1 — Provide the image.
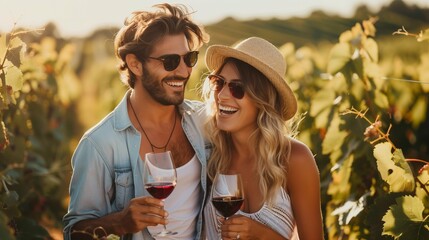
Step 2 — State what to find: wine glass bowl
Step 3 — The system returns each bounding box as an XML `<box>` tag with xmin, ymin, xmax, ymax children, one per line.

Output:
<box><xmin>211</xmin><ymin>173</ymin><xmax>244</xmax><ymax>219</ymax></box>
<box><xmin>143</xmin><ymin>151</ymin><xmax>177</xmax><ymax>236</ymax></box>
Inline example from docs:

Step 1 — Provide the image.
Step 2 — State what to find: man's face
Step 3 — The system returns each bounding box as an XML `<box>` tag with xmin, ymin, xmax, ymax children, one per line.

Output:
<box><xmin>141</xmin><ymin>34</ymin><xmax>193</xmax><ymax>106</ymax></box>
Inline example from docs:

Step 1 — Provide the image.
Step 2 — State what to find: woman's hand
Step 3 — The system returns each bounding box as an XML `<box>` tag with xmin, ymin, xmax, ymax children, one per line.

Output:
<box><xmin>220</xmin><ymin>215</ymin><xmax>286</xmax><ymax>240</ymax></box>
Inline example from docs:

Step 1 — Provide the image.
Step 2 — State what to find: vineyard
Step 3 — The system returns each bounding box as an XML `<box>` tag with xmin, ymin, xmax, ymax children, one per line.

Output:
<box><xmin>1</xmin><ymin>11</ymin><xmax>429</xmax><ymax>240</ymax></box>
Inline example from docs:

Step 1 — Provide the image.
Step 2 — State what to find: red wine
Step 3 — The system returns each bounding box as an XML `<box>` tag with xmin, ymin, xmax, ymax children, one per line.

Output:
<box><xmin>145</xmin><ymin>182</ymin><xmax>175</xmax><ymax>199</ymax></box>
<box><xmin>212</xmin><ymin>196</ymin><xmax>244</xmax><ymax>217</ymax></box>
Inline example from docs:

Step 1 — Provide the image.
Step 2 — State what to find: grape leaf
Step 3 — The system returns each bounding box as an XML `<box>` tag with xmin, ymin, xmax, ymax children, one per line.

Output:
<box><xmin>410</xmin><ymin>97</ymin><xmax>427</xmax><ymax>128</ymax></box>
<box><xmin>416</xmin><ymin>170</ymin><xmax>429</xmax><ymax>210</ymax></box>
<box><xmin>327</xmin><ymin>42</ymin><xmax>352</xmax><ymax>74</ymax></box>
<box><xmin>392</xmin><ymin>148</ymin><xmax>414</xmax><ymax>174</ymax></box>
<box><xmin>363</xmin><ymin>19</ymin><xmax>376</xmax><ymax>37</ymax></box>
<box><xmin>3</xmin><ymin>62</ymin><xmax>23</xmax><ymax>92</ymax></box>
<box><xmin>327</xmin><ymin>154</ymin><xmax>353</xmax><ymax>199</ymax></box>
<box><xmin>374</xmin><ymin>142</ymin><xmax>414</xmax><ymax>192</ymax></box>
<box><xmin>309</xmin><ymin>90</ymin><xmax>335</xmax><ymax>117</ymax></box>
<box><xmin>382</xmin><ymin>196</ymin><xmax>427</xmax><ymax>238</ymax></box>
<box><xmin>6</xmin><ymin>46</ymin><xmax>23</xmax><ymax>67</ymax></box>
<box><xmin>373</xmin><ymin>90</ymin><xmax>389</xmax><ymax>110</ymax></box>
<box><xmin>322</xmin><ymin>115</ymin><xmax>348</xmax><ymax>155</ymax></box>
<box><xmin>6</xmin><ymin>37</ymin><xmax>25</xmax><ymax>67</ymax></box>
<box><xmin>363</xmin><ymin>38</ymin><xmax>379</xmax><ymax>62</ymax></box>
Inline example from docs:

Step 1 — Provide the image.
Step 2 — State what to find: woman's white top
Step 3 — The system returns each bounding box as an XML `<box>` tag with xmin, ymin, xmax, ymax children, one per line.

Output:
<box><xmin>147</xmin><ymin>155</ymin><xmax>201</xmax><ymax>239</ymax></box>
<box><xmin>204</xmin><ymin>187</ymin><xmax>296</xmax><ymax>239</ymax></box>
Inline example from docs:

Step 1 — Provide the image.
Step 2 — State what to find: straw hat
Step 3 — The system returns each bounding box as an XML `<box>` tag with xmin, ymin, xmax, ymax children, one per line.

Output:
<box><xmin>205</xmin><ymin>37</ymin><xmax>297</xmax><ymax>121</ymax></box>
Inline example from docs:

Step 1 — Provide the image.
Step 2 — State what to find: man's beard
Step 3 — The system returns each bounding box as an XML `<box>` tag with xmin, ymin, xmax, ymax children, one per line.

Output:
<box><xmin>140</xmin><ymin>66</ymin><xmax>188</xmax><ymax>105</ymax></box>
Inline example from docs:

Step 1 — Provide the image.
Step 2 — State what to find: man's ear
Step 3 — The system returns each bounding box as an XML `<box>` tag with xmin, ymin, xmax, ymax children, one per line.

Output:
<box><xmin>125</xmin><ymin>54</ymin><xmax>143</xmax><ymax>77</ymax></box>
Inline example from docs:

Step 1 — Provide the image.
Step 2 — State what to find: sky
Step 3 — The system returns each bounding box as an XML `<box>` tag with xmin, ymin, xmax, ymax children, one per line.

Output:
<box><xmin>1</xmin><ymin>0</ymin><xmax>428</xmax><ymax>38</ymax></box>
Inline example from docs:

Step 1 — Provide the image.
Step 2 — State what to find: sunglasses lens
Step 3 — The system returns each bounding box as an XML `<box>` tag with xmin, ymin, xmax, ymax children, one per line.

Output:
<box><xmin>229</xmin><ymin>82</ymin><xmax>245</xmax><ymax>99</ymax></box>
<box><xmin>209</xmin><ymin>75</ymin><xmax>224</xmax><ymax>91</ymax></box>
<box><xmin>208</xmin><ymin>75</ymin><xmax>245</xmax><ymax>99</ymax></box>
<box><xmin>184</xmin><ymin>51</ymin><xmax>199</xmax><ymax>67</ymax></box>
<box><xmin>163</xmin><ymin>55</ymin><xmax>181</xmax><ymax>71</ymax></box>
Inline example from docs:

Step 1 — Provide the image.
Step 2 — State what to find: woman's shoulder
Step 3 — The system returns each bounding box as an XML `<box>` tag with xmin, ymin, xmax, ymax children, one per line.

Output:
<box><xmin>286</xmin><ymin>138</ymin><xmax>320</xmax><ymax>192</ymax></box>
<box><xmin>289</xmin><ymin>139</ymin><xmax>315</xmax><ymax>163</ymax></box>
<box><xmin>286</xmin><ymin>139</ymin><xmax>319</xmax><ymax>177</ymax></box>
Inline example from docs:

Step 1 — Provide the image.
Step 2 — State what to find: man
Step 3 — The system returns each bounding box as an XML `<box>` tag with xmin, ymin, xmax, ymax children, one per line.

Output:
<box><xmin>63</xmin><ymin>4</ymin><xmax>210</xmax><ymax>239</ymax></box>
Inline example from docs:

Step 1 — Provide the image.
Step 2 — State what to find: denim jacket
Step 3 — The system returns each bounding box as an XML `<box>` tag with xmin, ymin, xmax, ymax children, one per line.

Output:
<box><xmin>63</xmin><ymin>91</ymin><xmax>210</xmax><ymax>240</ymax></box>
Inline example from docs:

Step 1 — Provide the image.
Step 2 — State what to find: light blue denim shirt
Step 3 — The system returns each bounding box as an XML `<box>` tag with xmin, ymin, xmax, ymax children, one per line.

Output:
<box><xmin>63</xmin><ymin>91</ymin><xmax>210</xmax><ymax>240</ymax></box>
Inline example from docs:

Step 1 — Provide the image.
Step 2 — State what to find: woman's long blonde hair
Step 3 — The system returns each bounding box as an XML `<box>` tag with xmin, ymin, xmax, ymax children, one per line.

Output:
<box><xmin>203</xmin><ymin>58</ymin><xmax>297</xmax><ymax>205</ymax></box>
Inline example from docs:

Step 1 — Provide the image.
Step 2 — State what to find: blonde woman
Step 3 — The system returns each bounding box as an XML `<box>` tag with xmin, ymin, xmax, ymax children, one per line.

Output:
<box><xmin>202</xmin><ymin>37</ymin><xmax>324</xmax><ymax>240</ymax></box>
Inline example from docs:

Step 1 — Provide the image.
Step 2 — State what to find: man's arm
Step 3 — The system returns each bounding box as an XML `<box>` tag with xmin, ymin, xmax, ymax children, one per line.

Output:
<box><xmin>64</xmin><ymin>138</ymin><xmax>166</xmax><ymax>239</ymax></box>
<box><xmin>70</xmin><ymin>196</ymin><xmax>167</xmax><ymax>239</ymax></box>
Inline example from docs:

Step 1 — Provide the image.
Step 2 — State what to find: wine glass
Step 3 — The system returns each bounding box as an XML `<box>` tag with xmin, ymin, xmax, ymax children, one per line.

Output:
<box><xmin>143</xmin><ymin>151</ymin><xmax>177</xmax><ymax>237</ymax></box>
<box><xmin>211</xmin><ymin>173</ymin><xmax>244</xmax><ymax>220</ymax></box>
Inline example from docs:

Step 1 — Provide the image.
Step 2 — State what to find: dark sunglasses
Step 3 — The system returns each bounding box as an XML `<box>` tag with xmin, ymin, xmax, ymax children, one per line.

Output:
<box><xmin>208</xmin><ymin>74</ymin><xmax>245</xmax><ymax>99</ymax></box>
<box><xmin>147</xmin><ymin>51</ymin><xmax>199</xmax><ymax>71</ymax></box>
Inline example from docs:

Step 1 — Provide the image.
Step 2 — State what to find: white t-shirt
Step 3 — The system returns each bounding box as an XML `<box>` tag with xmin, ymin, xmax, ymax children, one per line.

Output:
<box><xmin>147</xmin><ymin>155</ymin><xmax>201</xmax><ymax>239</ymax></box>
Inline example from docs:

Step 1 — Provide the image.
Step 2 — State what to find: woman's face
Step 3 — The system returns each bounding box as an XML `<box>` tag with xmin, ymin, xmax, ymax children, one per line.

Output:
<box><xmin>213</xmin><ymin>62</ymin><xmax>258</xmax><ymax>135</ymax></box>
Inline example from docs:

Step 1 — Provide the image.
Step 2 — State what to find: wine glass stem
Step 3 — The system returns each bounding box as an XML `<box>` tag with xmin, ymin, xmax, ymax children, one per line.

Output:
<box><xmin>160</xmin><ymin>199</ymin><xmax>169</xmax><ymax>234</ymax></box>
<box><xmin>219</xmin><ymin>217</ymin><xmax>227</xmax><ymax>240</ymax></box>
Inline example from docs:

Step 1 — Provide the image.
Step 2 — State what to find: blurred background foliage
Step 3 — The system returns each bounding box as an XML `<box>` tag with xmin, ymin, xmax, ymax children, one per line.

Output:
<box><xmin>1</xmin><ymin>0</ymin><xmax>429</xmax><ymax>239</ymax></box>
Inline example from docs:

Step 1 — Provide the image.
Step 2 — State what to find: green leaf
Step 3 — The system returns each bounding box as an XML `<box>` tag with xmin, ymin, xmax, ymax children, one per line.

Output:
<box><xmin>6</xmin><ymin>46</ymin><xmax>24</xmax><ymax>67</ymax></box>
<box><xmin>382</xmin><ymin>196</ymin><xmax>427</xmax><ymax>238</ymax></box>
<box><xmin>4</xmin><ymin>63</ymin><xmax>23</xmax><ymax>92</ymax></box>
<box><xmin>374</xmin><ymin>142</ymin><xmax>415</xmax><ymax>192</ymax></box>
<box><xmin>327</xmin><ymin>42</ymin><xmax>352</xmax><ymax>74</ymax></box>
<box><xmin>416</xmin><ymin>170</ymin><xmax>429</xmax><ymax>210</ymax></box>
<box><xmin>363</xmin><ymin>38</ymin><xmax>379</xmax><ymax>62</ymax></box>
<box><xmin>6</xmin><ymin>36</ymin><xmax>25</xmax><ymax>67</ymax></box>
<box><xmin>8</xmin><ymin>36</ymin><xmax>24</xmax><ymax>50</ymax></box>
<box><xmin>410</xmin><ymin>96</ymin><xmax>428</xmax><ymax>128</ymax></box>
<box><xmin>322</xmin><ymin>116</ymin><xmax>348</xmax><ymax>155</ymax></box>
<box><xmin>327</xmin><ymin>154</ymin><xmax>353</xmax><ymax>199</ymax></box>
<box><xmin>351</xmin><ymin>55</ymin><xmax>364</xmax><ymax>80</ymax></box>
<box><xmin>392</xmin><ymin>148</ymin><xmax>414</xmax><ymax>175</ymax></box>
<box><xmin>309</xmin><ymin>90</ymin><xmax>335</xmax><ymax>117</ymax></box>
<box><xmin>365</xmin><ymin>61</ymin><xmax>384</xmax><ymax>88</ymax></box>
<box><xmin>373</xmin><ymin>90</ymin><xmax>389</xmax><ymax>109</ymax></box>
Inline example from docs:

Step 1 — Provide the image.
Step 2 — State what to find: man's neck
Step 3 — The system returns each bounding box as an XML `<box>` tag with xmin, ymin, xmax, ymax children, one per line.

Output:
<box><xmin>129</xmin><ymin>90</ymin><xmax>178</xmax><ymax>126</ymax></box>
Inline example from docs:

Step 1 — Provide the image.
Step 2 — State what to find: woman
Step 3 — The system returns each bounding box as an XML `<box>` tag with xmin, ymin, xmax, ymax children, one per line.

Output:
<box><xmin>202</xmin><ymin>37</ymin><xmax>324</xmax><ymax>240</ymax></box>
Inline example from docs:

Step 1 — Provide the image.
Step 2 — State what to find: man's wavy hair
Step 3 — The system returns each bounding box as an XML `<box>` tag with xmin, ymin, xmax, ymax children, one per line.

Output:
<box><xmin>202</xmin><ymin>58</ymin><xmax>298</xmax><ymax>205</ymax></box>
<box><xmin>114</xmin><ymin>3</ymin><xmax>209</xmax><ymax>88</ymax></box>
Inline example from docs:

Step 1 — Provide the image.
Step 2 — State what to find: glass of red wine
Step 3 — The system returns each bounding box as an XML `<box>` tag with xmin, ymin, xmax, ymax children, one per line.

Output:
<box><xmin>211</xmin><ymin>173</ymin><xmax>244</xmax><ymax>220</ymax></box>
<box><xmin>143</xmin><ymin>151</ymin><xmax>177</xmax><ymax>237</ymax></box>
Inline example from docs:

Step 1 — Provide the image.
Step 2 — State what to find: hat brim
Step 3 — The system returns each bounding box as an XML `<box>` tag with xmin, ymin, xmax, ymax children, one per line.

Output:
<box><xmin>205</xmin><ymin>45</ymin><xmax>297</xmax><ymax>121</ymax></box>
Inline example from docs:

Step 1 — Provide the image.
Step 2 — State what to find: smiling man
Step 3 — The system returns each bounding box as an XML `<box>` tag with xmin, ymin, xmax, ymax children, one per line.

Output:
<box><xmin>63</xmin><ymin>4</ymin><xmax>210</xmax><ymax>240</ymax></box>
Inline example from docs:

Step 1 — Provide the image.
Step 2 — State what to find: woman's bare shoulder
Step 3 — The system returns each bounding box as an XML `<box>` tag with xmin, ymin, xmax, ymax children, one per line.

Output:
<box><xmin>286</xmin><ymin>138</ymin><xmax>321</xmax><ymax>192</ymax></box>
<box><xmin>288</xmin><ymin>139</ymin><xmax>317</xmax><ymax>167</ymax></box>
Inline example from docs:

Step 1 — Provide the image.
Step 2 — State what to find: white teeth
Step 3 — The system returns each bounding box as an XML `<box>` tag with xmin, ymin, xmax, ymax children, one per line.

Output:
<box><xmin>219</xmin><ymin>105</ymin><xmax>238</xmax><ymax>112</ymax></box>
<box><xmin>166</xmin><ymin>81</ymin><xmax>184</xmax><ymax>87</ymax></box>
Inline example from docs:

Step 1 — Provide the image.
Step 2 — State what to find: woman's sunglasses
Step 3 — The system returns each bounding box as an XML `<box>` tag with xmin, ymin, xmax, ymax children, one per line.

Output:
<box><xmin>147</xmin><ymin>51</ymin><xmax>199</xmax><ymax>71</ymax></box>
<box><xmin>208</xmin><ymin>74</ymin><xmax>245</xmax><ymax>99</ymax></box>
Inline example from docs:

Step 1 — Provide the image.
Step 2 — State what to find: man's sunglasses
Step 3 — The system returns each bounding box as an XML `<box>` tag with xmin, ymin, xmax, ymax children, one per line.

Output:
<box><xmin>208</xmin><ymin>74</ymin><xmax>245</xmax><ymax>99</ymax></box>
<box><xmin>147</xmin><ymin>51</ymin><xmax>199</xmax><ymax>71</ymax></box>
